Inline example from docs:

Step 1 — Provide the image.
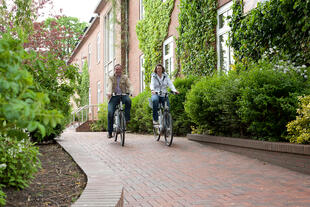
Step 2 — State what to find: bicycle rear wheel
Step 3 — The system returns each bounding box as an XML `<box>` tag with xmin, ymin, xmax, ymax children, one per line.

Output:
<box><xmin>119</xmin><ymin>112</ymin><xmax>126</xmax><ymax>146</ymax></box>
<box><xmin>164</xmin><ymin>112</ymin><xmax>173</xmax><ymax>146</ymax></box>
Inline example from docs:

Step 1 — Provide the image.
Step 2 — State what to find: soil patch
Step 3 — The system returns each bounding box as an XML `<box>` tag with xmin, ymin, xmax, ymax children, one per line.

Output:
<box><xmin>3</xmin><ymin>142</ymin><xmax>87</xmax><ymax>207</ymax></box>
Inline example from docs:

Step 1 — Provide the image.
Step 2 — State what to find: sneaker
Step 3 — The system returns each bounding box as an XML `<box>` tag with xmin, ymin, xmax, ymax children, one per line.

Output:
<box><xmin>153</xmin><ymin>120</ymin><xmax>159</xmax><ymax>125</ymax></box>
<box><xmin>107</xmin><ymin>133</ymin><xmax>113</xmax><ymax>139</ymax></box>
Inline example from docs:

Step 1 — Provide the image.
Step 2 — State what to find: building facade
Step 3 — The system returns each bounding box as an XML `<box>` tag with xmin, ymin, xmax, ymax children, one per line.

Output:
<box><xmin>69</xmin><ymin>0</ymin><xmax>265</xmax><ymax>109</ymax></box>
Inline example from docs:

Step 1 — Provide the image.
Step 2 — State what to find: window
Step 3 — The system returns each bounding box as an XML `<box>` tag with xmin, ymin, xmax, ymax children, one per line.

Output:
<box><xmin>104</xmin><ymin>10</ymin><xmax>115</xmax><ymax>96</ymax></box>
<box><xmin>139</xmin><ymin>0</ymin><xmax>144</xmax><ymax>20</ymax></box>
<box><xmin>140</xmin><ymin>55</ymin><xmax>145</xmax><ymax>92</ymax></box>
<box><xmin>217</xmin><ymin>1</ymin><xmax>234</xmax><ymax>73</ymax></box>
<box><xmin>89</xmin><ymin>87</ymin><xmax>91</xmax><ymax>106</ymax></box>
<box><xmin>97</xmin><ymin>81</ymin><xmax>101</xmax><ymax>105</ymax></box>
<box><xmin>88</xmin><ymin>44</ymin><xmax>91</xmax><ymax>70</ymax></box>
<box><xmin>97</xmin><ymin>32</ymin><xmax>100</xmax><ymax>64</ymax></box>
<box><xmin>163</xmin><ymin>36</ymin><xmax>174</xmax><ymax>77</ymax></box>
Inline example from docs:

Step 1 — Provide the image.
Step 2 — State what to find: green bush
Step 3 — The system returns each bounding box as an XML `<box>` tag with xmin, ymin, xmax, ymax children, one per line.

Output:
<box><xmin>128</xmin><ymin>90</ymin><xmax>153</xmax><ymax>134</ymax></box>
<box><xmin>169</xmin><ymin>76</ymin><xmax>199</xmax><ymax>135</ymax></box>
<box><xmin>90</xmin><ymin>101</ymin><xmax>108</xmax><ymax>132</ymax></box>
<box><xmin>286</xmin><ymin>95</ymin><xmax>310</xmax><ymax>144</ymax></box>
<box><xmin>0</xmin><ymin>136</ymin><xmax>41</xmax><ymax>189</ymax></box>
<box><xmin>237</xmin><ymin>60</ymin><xmax>309</xmax><ymax>141</ymax></box>
<box><xmin>185</xmin><ymin>72</ymin><xmax>243</xmax><ymax>136</ymax></box>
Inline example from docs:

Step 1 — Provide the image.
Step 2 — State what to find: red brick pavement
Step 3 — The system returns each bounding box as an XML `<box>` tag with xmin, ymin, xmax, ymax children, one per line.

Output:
<box><xmin>60</xmin><ymin>131</ymin><xmax>310</xmax><ymax>207</ymax></box>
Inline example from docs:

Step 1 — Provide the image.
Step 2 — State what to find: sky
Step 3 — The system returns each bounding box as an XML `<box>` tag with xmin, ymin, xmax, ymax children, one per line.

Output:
<box><xmin>48</xmin><ymin>0</ymin><xmax>100</xmax><ymax>23</ymax></box>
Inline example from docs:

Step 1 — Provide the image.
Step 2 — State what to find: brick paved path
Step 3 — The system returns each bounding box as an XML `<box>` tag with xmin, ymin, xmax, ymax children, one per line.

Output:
<box><xmin>60</xmin><ymin>131</ymin><xmax>310</xmax><ymax>207</ymax></box>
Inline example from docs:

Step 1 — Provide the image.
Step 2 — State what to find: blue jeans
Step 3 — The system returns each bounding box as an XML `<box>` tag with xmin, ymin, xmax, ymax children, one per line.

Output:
<box><xmin>151</xmin><ymin>94</ymin><xmax>170</xmax><ymax>122</ymax></box>
<box><xmin>108</xmin><ymin>95</ymin><xmax>131</xmax><ymax>134</ymax></box>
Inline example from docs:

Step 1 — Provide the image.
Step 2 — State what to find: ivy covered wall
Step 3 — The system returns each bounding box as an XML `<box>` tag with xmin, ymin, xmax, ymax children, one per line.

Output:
<box><xmin>230</xmin><ymin>0</ymin><xmax>310</xmax><ymax>66</ymax></box>
<box><xmin>136</xmin><ymin>0</ymin><xmax>175</xmax><ymax>86</ymax></box>
<box><xmin>176</xmin><ymin>0</ymin><xmax>218</xmax><ymax>76</ymax></box>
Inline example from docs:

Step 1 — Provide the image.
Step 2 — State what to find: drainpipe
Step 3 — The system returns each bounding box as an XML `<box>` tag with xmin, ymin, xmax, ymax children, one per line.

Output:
<box><xmin>124</xmin><ymin>0</ymin><xmax>129</xmax><ymax>75</ymax></box>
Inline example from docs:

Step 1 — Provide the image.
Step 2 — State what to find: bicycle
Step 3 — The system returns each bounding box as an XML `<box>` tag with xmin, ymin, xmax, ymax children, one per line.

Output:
<box><xmin>152</xmin><ymin>92</ymin><xmax>175</xmax><ymax>146</ymax></box>
<box><xmin>112</xmin><ymin>93</ymin><xmax>128</xmax><ymax>147</ymax></box>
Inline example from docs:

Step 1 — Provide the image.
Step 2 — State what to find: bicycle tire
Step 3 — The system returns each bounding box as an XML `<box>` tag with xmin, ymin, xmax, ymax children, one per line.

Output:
<box><xmin>120</xmin><ymin>112</ymin><xmax>125</xmax><ymax>146</ymax></box>
<box><xmin>164</xmin><ymin>112</ymin><xmax>173</xmax><ymax>146</ymax></box>
<box><xmin>114</xmin><ymin>111</ymin><xmax>119</xmax><ymax>142</ymax></box>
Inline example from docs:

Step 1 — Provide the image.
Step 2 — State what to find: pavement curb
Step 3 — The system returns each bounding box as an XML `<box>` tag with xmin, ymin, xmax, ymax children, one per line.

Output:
<box><xmin>57</xmin><ymin>136</ymin><xmax>124</xmax><ymax>207</ymax></box>
<box><xmin>188</xmin><ymin>134</ymin><xmax>310</xmax><ymax>174</ymax></box>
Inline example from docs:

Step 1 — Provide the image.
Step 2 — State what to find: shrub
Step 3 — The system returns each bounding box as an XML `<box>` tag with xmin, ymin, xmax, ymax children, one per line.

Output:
<box><xmin>185</xmin><ymin>72</ymin><xmax>243</xmax><ymax>136</ymax></box>
<box><xmin>0</xmin><ymin>136</ymin><xmax>41</xmax><ymax>189</ymax></box>
<box><xmin>286</xmin><ymin>95</ymin><xmax>310</xmax><ymax>144</ymax></box>
<box><xmin>128</xmin><ymin>90</ymin><xmax>153</xmax><ymax>134</ymax></box>
<box><xmin>90</xmin><ymin>101</ymin><xmax>109</xmax><ymax>132</ymax></box>
<box><xmin>169</xmin><ymin>76</ymin><xmax>199</xmax><ymax>135</ymax></box>
<box><xmin>237</xmin><ymin>60</ymin><xmax>309</xmax><ymax>141</ymax></box>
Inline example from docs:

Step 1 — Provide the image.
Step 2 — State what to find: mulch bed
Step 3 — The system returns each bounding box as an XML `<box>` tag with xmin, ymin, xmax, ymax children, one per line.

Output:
<box><xmin>3</xmin><ymin>142</ymin><xmax>87</xmax><ymax>207</ymax></box>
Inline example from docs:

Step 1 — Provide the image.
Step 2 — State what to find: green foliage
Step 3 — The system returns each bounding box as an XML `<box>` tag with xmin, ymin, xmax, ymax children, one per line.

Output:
<box><xmin>169</xmin><ymin>76</ymin><xmax>199</xmax><ymax>135</ymax></box>
<box><xmin>230</xmin><ymin>0</ymin><xmax>310</xmax><ymax>66</ymax></box>
<box><xmin>90</xmin><ymin>101</ymin><xmax>109</xmax><ymax>132</ymax></box>
<box><xmin>0</xmin><ymin>186</ymin><xmax>5</xmax><ymax>206</ymax></box>
<box><xmin>136</xmin><ymin>0</ymin><xmax>175</xmax><ymax>85</ymax></box>
<box><xmin>0</xmin><ymin>136</ymin><xmax>41</xmax><ymax>189</ymax></box>
<box><xmin>128</xmin><ymin>90</ymin><xmax>153</xmax><ymax>133</ymax></box>
<box><xmin>176</xmin><ymin>0</ymin><xmax>217</xmax><ymax>76</ymax></box>
<box><xmin>185</xmin><ymin>72</ymin><xmax>243</xmax><ymax>137</ymax></box>
<box><xmin>185</xmin><ymin>58</ymin><xmax>309</xmax><ymax>141</ymax></box>
<box><xmin>44</xmin><ymin>16</ymin><xmax>87</xmax><ymax>59</ymax></box>
<box><xmin>24</xmin><ymin>50</ymin><xmax>79</xmax><ymax>142</ymax></box>
<box><xmin>287</xmin><ymin>96</ymin><xmax>310</xmax><ymax>144</ymax></box>
<box><xmin>0</xmin><ymin>34</ymin><xmax>62</xmax><ymax>140</ymax></box>
<box><xmin>237</xmin><ymin>60</ymin><xmax>309</xmax><ymax>141</ymax></box>
<box><xmin>76</xmin><ymin>62</ymin><xmax>90</xmax><ymax>108</ymax></box>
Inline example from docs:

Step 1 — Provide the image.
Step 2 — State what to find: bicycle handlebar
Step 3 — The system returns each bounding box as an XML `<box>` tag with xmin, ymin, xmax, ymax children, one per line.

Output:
<box><xmin>154</xmin><ymin>91</ymin><xmax>177</xmax><ymax>96</ymax></box>
<box><xmin>112</xmin><ymin>93</ymin><xmax>131</xmax><ymax>96</ymax></box>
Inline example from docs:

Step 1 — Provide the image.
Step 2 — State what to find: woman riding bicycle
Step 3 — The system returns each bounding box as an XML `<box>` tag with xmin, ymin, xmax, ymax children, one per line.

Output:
<box><xmin>150</xmin><ymin>64</ymin><xmax>178</xmax><ymax>125</ymax></box>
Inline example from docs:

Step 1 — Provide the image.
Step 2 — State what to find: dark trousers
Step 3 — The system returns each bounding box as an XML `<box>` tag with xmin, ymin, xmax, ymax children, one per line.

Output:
<box><xmin>108</xmin><ymin>95</ymin><xmax>131</xmax><ymax>134</ymax></box>
<box><xmin>151</xmin><ymin>94</ymin><xmax>170</xmax><ymax>122</ymax></box>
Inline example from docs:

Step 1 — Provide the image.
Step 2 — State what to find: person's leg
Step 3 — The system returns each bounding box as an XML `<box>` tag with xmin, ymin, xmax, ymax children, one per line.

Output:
<box><xmin>107</xmin><ymin>97</ymin><xmax>118</xmax><ymax>136</ymax></box>
<box><xmin>151</xmin><ymin>94</ymin><xmax>159</xmax><ymax>122</ymax></box>
<box><xmin>122</xmin><ymin>95</ymin><xmax>132</xmax><ymax>122</ymax></box>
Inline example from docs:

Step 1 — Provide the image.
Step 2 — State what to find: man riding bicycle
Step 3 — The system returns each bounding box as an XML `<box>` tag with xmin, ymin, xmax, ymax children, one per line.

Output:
<box><xmin>107</xmin><ymin>64</ymin><xmax>132</xmax><ymax>138</ymax></box>
<box><xmin>150</xmin><ymin>64</ymin><xmax>179</xmax><ymax>125</ymax></box>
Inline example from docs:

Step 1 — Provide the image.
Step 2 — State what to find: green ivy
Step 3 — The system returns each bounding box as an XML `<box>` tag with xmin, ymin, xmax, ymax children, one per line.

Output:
<box><xmin>136</xmin><ymin>0</ymin><xmax>174</xmax><ymax>86</ymax></box>
<box><xmin>230</xmin><ymin>0</ymin><xmax>310</xmax><ymax>66</ymax></box>
<box><xmin>176</xmin><ymin>0</ymin><xmax>217</xmax><ymax>76</ymax></box>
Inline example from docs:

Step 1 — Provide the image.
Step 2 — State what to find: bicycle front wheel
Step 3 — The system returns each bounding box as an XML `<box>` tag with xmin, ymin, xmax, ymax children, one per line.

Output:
<box><xmin>164</xmin><ymin>112</ymin><xmax>173</xmax><ymax>146</ymax></box>
<box><xmin>119</xmin><ymin>112</ymin><xmax>126</xmax><ymax>147</ymax></box>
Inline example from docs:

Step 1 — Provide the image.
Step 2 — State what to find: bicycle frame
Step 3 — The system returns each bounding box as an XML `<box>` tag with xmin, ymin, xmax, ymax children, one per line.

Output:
<box><xmin>112</xmin><ymin>93</ymin><xmax>128</xmax><ymax>146</ymax></box>
<box><xmin>153</xmin><ymin>92</ymin><xmax>174</xmax><ymax>146</ymax></box>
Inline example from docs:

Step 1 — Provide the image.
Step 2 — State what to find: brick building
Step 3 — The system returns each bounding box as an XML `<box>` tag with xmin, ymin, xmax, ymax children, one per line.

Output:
<box><xmin>69</xmin><ymin>0</ymin><xmax>265</xmax><ymax>109</ymax></box>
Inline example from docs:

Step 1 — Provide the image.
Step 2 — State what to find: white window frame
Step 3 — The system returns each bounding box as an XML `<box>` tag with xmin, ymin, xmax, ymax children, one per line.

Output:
<box><xmin>89</xmin><ymin>87</ymin><xmax>91</xmax><ymax>106</ymax></box>
<box><xmin>88</xmin><ymin>43</ymin><xmax>91</xmax><ymax>70</ymax></box>
<box><xmin>139</xmin><ymin>0</ymin><xmax>144</xmax><ymax>20</ymax></box>
<box><xmin>163</xmin><ymin>36</ymin><xmax>174</xmax><ymax>76</ymax></box>
<box><xmin>97</xmin><ymin>81</ymin><xmax>101</xmax><ymax>105</ymax></box>
<box><xmin>216</xmin><ymin>1</ymin><xmax>234</xmax><ymax>73</ymax></box>
<box><xmin>140</xmin><ymin>55</ymin><xmax>145</xmax><ymax>92</ymax></box>
<box><xmin>104</xmin><ymin>10</ymin><xmax>115</xmax><ymax>96</ymax></box>
<box><xmin>97</xmin><ymin>32</ymin><xmax>100</xmax><ymax>64</ymax></box>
